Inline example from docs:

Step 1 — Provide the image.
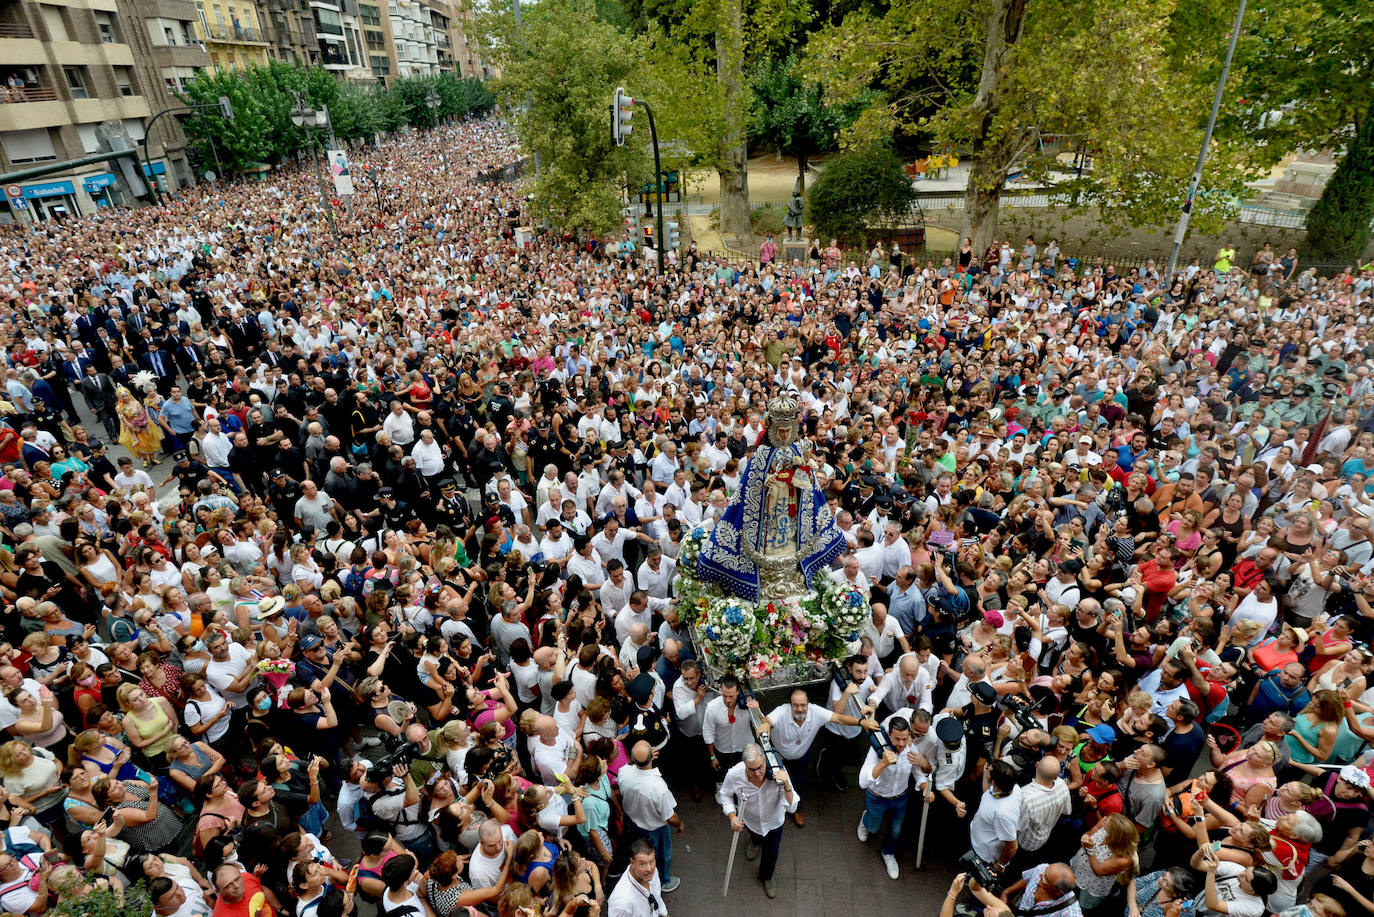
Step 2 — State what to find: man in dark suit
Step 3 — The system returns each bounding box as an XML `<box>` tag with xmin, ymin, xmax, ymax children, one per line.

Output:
<box><xmin>108</xmin><ymin>354</ymin><xmax>133</xmax><ymax>391</ymax></box>
<box><xmin>79</xmin><ymin>364</ymin><xmax>120</xmax><ymax>439</ymax></box>
<box><xmin>139</xmin><ymin>340</ymin><xmax>176</xmax><ymax>397</ymax></box>
<box><xmin>174</xmin><ymin>337</ymin><xmax>203</xmax><ymax>376</ymax></box>
<box><xmin>227</xmin><ymin>314</ymin><xmax>262</xmax><ymax>359</ymax></box>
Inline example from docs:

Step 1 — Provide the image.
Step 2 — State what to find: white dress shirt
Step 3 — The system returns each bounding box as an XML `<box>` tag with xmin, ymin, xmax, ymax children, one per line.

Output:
<box><xmin>607</xmin><ymin>870</ymin><xmax>663</xmax><ymax>917</ymax></box>
<box><xmin>857</xmin><ymin>743</ymin><xmax>916</xmax><ymax>799</ymax></box>
<box><xmin>764</xmin><ymin>702</ymin><xmax>836</xmax><ymax>760</ymax></box>
<box><xmin>617</xmin><ymin>764</ymin><xmax>677</xmax><ymax>830</ymax></box>
<box><xmin>701</xmin><ymin>697</ymin><xmax>754</xmax><ymax>754</ymax></box>
<box><xmin>410</xmin><ymin>438</ymin><xmax>444</xmax><ymax>475</ymax></box>
<box><xmin>823</xmin><ymin>675</ymin><xmax>875</xmax><ymax>739</ymax></box>
<box><xmin>719</xmin><ymin>760</ymin><xmax>798</xmax><ymax>833</ymax></box>
<box><xmin>636</xmin><ymin>557</ymin><xmax>676</xmax><ymax>599</ymax></box>
<box><xmin>869</xmin><ymin>663</ymin><xmax>934</xmax><ymax>715</ymax></box>
<box><xmin>671</xmin><ymin>679</ymin><xmax>711</xmax><ymax>738</ymax></box>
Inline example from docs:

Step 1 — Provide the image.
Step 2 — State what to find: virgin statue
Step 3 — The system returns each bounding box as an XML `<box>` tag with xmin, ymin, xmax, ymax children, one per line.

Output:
<box><xmin>697</xmin><ymin>394</ymin><xmax>846</xmax><ymax>600</ymax></box>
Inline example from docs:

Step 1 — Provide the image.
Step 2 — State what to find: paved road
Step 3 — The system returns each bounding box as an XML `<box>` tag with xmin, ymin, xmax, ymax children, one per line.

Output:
<box><xmin>667</xmin><ymin>776</ymin><xmax>961</xmax><ymax>915</ymax></box>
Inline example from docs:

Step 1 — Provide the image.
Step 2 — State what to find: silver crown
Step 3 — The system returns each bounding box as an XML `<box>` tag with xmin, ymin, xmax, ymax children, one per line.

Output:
<box><xmin>767</xmin><ymin>394</ymin><xmax>800</xmax><ymax>425</ymax></box>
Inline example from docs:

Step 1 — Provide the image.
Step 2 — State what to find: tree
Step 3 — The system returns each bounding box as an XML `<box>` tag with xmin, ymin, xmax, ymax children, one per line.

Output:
<box><xmin>811</xmin><ymin>0</ymin><xmax>1254</xmax><ymax>252</ymax></box>
<box><xmin>749</xmin><ymin>53</ymin><xmax>864</xmax><ymax>192</ymax></box>
<box><xmin>476</xmin><ymin>0</ymin><xmax>653</xmax><ymax>233</ymax></box>
<box><xmin>805</xmin><ymin>144</ymin><xmax>916</xmax><ymax>245</ymax></box>
<box><xmin>1304</xmin><ymin>104</ymin><xmax>1374</xmax><ymax>263</ymax></box>
<box><xmin>1228</xmin><ymin>0</ymin><xmax>1374</xmax><ymax>262</ymax></box>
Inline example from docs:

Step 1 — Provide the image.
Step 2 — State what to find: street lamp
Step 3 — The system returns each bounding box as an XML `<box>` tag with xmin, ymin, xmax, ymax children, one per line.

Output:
<box><xmin>364</xmin><ymin>165</ymin><xmax>382</xmax><ymax>210</ymax></box>
<box><xmin>425</xmin><ymin>88</ymin><xmax>441</xmax><ymax>126</ymax></box>
<box><xmin>290</xmin><ymin>89</ymin><xmax>339</xmax><ymax>240</ymax></box>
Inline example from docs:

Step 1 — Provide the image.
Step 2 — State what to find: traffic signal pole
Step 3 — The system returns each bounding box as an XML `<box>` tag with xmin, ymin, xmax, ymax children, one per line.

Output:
<box><xmin>640</xmin><ymin>99</ymin><xmax>665</xmax><ymax>275</ymax></box>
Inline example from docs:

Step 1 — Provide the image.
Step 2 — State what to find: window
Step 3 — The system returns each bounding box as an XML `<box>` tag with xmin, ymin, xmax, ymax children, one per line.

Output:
<box><xmin>115</xmin><ymin>66</ymin><xmax>135</xmax><ymax>96</ymax></box>
<box><xmin>64</xmin><ymin>67</ymin><xmax>88</xmax><ymax>99</ymax></box>
<box><xmin>370</xmin><ymin>54</ymin><xmax>389</xmax><ymax>76</ymax></box>
<box><xmin>164</xmin><ymin>25</ymin><xmax>176</xmax><ymax>44</ymax></box>
<box><xmin>97</xmin><ymin>20</ymin><xmax>116</xmax><ymax>42</ymax></box>
<box><xmin>359</xmin><ymin>4</ymin><xmax>381</xmax><ymax>25</ymax></box>
<box><xmin>165</xmin><ymin>76</ymin><xmax>178</xmax><ymax>94</ymax></box>
<box><xmin>40</xmin><ymin>5</ymin><xmax>69</xmax><ymax>41</ymax></box>
<box><xmin>2</xmin><ymin>129</ymin><xmax>58</xmax><ymax>164</ymax></box>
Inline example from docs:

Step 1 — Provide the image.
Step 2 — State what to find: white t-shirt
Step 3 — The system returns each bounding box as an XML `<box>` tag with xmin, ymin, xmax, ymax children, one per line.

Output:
<box><xmin>183</xmin><ymin>688</ymin><xmax>231</xmax><ymax>742</ymax></box>
<box><xmin>1198</xmin><ymin>861</ymin><xmax>1265</xmax><ymax>917</ymax></box>
<box><xmin>969</xmin><ymin>785</ymin><xmax>1022</xmax><ymax>863</ymax></box>
<box><xmin>205</xmin><ymin>642</ymin><xmax>254</xmax><ymax>709</ymax></box>
<box><xmin>468</xmin><ymin>824</ymin><xmax>519</xmax><ymax>889</ymax></box>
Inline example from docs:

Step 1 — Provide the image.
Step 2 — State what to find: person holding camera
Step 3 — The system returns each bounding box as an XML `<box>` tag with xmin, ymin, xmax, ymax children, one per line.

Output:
<box><xmin>996</xmin><ymin>862</ymin><xmax>1081</xmax><ymax>917</ymax></box>
<box><xmin>368</xmin><ymin>761</ymin><xmax>436</xmax><ymax>869</ymax></box>
<box><xmin>939</xmin><ymin>872</ymin><xmax>1014</xmax><ymax>917</ymax></box>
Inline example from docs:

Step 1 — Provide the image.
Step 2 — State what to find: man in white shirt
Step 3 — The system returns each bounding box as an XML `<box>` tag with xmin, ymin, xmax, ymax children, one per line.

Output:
<box><xmin>1016</xmin><ymin>756</ymin><xmax>1071</xmax><ymax>863</ymax></box>
<box><xmin>527</xmin><ymin>714</ymin><xmax>580</xmax><ymax>786</ymax></box>
<box><xmin>607</xmin><ymin>839</ymin><xmax>668</xmax><ymax>917</ymax></box>
<box><xmin>599</xmin><ymin>561</ymin><xmax>633</xmax><ymax>614</ymax></box>
<box><xmin>113</xmin><ymin>456</ymin><xmax>155</xmax><ymax>492</ymax></box>
<box><xmin>761</xmin><ymin>687</ymin><xmax>873</xmax><ymax>827</ymax></box>
<box><xmin>869</xmin><ymin>653</ymin><xmax>933</xmax><ymax>716</ymax></box>
<box><xmin>381</xmin><ymin>401</ymin><xmax>414</xmax><ymax>446</ymax></box>
<box><xmin>635</xmin><ymin>544</ymin><xmax>675</xmax><ymax>599</ymax></box>
<box><xmin>618</xmin><ymin>741</ymin><xmax>683</xmax><ymax>894</ymax></box>
<box><xmin>969</xmin><ymin>760</ymin><xmax>1022</xmax><ymax>871</ymax></box>
<box><xmin>538</xmin><ymin>518</ymin><xmax>574</xmax><ymax>567</ymax></box>
<box><xmin>409</xmin><ymin>429</ymin><xmax>445</xmax><ymax>478</ymax></box>
<box><xmin>467</xmin><ymin>819</ymin><xmax>517</xmax><ymax>890</ymax></box>
<box><xmin>566</xmin><ymin>535</ymin><xmax>606</xmax><ymax>589</ymax></box>
<box><xmin>830</xmin><ymin>553</ymin><xmax>871</xmax><ymax>597</ymax></box>
<box><xmin>203</xmin><ymin>630</ymin><xmax>255</xmax><ymax>709</ymax></box>
<box><xmin>856</xmin><ymin>714</ymin><xmax>927</xmax><ymax>880</ymax></box>
<box><xmin>613</xmin><ymin>590</ymin><xmax>671</xmax><ymax>646</ymax></box>
<box><xmin>720</xmin><ymin>744</ymin><xmax>798</xmax><ymax>899</ymax></box>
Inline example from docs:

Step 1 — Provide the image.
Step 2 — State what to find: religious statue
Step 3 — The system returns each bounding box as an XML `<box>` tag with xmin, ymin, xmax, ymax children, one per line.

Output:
<box><xmin>783</xmin><ymin>190</ymin><xmax>804</xmax><ymax>241</ymax></box>
<box><xmin>697</xmin><ymin>394</ymin><xmax>846</xmax><ymax>601</ymax></box>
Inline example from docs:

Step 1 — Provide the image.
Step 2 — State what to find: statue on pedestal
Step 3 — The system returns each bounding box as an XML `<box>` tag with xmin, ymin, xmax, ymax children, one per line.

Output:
<box><xmin>697</xmin><ymin>394</ymin><xmax>846</xmax><ymax>601</ymax></box>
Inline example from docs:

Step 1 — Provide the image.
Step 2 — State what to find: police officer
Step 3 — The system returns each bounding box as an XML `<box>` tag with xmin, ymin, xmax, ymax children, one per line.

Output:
<box><xmin>486</xmin><ymin>381</ymin><xmax>515</xmax><ymax>433</ymax></box>
<box><xmin>434</xmin><ymin>478</ymin><xmax>474</xmax><ymax>533</ymax></box>
<box><xmin>266</xmin><ymin>467</ymin><xmax>302</xmax><ymax>521</ymax></box>
<box><xmin>375</xmin><ymin>487</ymin><xmax>416</xmax><ymax>532</ymax></box>
<box><xmin>159</xmin><ymin>451</ymin><xmax>216</xmax><ymax>492</ymax></box>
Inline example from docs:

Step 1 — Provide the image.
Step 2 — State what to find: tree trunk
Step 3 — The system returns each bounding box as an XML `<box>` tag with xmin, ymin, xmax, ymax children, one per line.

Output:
<box><xmin>715</xmin><ymin>0</ymin><xmax>750</xmax><ymax>238</ymax></box>
<box><xmin>797</xmin><ymin>152</ymin><xmax>809</xmax><ymax>194</ymax></box>
<box><xmin>961</xmin><ymin>0</ymin><xmax>1030</xmax><ymax>253</ymax></box>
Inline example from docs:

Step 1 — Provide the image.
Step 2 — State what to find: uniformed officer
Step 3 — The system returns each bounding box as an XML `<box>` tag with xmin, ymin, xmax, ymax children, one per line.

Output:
<box><xmin>1258</xmin><ymin>387</ymin><xmax>1285</xmax><ymax>429</ymax></box>
<box><xmin>434</xmin><ymin>478</ymin><xmax>474</xmax><ymax>533</ymax></box>
<box><xmin>267</xmin><ymin>467</ymin><xmax>301</xmax><ymax>521</ymax></box>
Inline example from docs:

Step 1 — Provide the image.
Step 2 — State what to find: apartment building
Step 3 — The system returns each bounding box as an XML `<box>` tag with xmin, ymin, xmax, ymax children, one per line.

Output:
<box><xmin>0</xmin><ymin>0</ymin><xmax>207</xmax><ymax>222</ymax></box>
<box><xmin>194</xmin><ymin>0</ymin><xmax>269</xmax><ymax>71</ymax></box>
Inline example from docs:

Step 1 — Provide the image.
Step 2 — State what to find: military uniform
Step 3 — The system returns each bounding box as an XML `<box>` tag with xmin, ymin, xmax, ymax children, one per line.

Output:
<box><xmin>433</xmin><ymin>480</ymin><xmax>475</xmax><ymax>533</ymax></box>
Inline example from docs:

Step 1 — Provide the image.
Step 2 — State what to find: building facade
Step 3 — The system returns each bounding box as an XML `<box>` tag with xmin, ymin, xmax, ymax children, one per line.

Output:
<box><xmin>194</xmin><ymin>0</ymin><xmax>270</xmax><ymax>71</ymax></box>
<box><xmin>0</xmin><ymin>0</ymin><xmax>208</xmax><ymax>223</ymax></box>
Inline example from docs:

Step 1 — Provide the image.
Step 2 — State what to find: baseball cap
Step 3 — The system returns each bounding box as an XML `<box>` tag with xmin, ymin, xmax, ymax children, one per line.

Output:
<box><xmin>1087</xmin><ymin>723</ymin><xmax>1116</xmax><ymax>744</ymax></box>
<box><xmin>300</xmin><ymin>635</ymin><xmax>324</xmax><ymax>651</ymax></box>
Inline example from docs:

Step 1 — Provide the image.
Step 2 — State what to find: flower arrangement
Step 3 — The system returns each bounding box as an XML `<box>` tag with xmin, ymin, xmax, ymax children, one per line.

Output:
<box><xmin>681</xmin><ymin>527</ymin><xmax>870</xmax><ymax>680</ymax></box>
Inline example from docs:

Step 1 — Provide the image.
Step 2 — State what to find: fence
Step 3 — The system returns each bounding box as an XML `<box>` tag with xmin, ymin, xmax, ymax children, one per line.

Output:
<box><xmin>1</xmin><ymin>86</ymin><xmax>58</xmax><ymax>103</ymax></box>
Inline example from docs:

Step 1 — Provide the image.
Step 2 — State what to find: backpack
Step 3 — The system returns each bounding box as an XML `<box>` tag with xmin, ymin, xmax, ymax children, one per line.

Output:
<box><xmin>343</xmin><ymin>564</ymin><xmax>373</xmax><ymax>600</ymax></box>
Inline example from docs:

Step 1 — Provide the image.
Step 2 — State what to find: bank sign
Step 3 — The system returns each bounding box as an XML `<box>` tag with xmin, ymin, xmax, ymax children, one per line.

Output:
<box><xmin>21</xmin><ymin>180</ymin><xmax>74</xmax><ymax>200</ymax></box>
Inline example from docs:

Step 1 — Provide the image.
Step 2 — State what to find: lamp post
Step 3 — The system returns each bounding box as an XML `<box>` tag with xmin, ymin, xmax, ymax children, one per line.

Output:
<box><xmin>425</xmin><ymin>88</ymin><xmax>441</xmax><ymax>127</ymax></box>
<box><xmin>290</xmin><ymin>89</ymin><xmax>339</xmax><ymax>241</ymax></box>
<box><xmin>364</xmin><ymin>165</ymin><xmax>382</xmax><ymax>210</ymax></box>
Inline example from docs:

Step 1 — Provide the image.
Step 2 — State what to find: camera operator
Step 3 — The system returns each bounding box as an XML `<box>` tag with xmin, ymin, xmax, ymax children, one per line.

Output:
<box><xmin>997</xmin><ymin>862</ymin><xmax>1080</xmax><ymax>917</ymax></box>
<box><xmin>368</xmin><ymin>761</ymin><xmax>437</xmax><ymax>868</ymax></box>
<box><xmin>939</xmin><ymin>873</ymin><xmax>1012</xmax><ymax>917</ymax></box>
<box><xmin>999</xmin><ymin>725</ymin><xmax>1056</xmax><ymax>786</ymax></box>
<box><xmin>969</xmin><ymin>761</ymin><xmax>1023</xmax><ymax>877</ymax></box>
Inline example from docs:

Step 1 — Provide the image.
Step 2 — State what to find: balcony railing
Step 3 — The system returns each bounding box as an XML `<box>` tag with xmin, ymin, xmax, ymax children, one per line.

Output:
<box><xmin>201</xmin><ymin>23</ymin><xmax>267</xmax><ymax>42</ymax></box>
<box><xmin>1</xmin><ymin>86</ymin><xmax>59</xmax><ymax>103</ymax></box>
<box><xmin>0</xmin><ymin>22</ymin><xmax>36</xmax><ymax>39</ymax></box>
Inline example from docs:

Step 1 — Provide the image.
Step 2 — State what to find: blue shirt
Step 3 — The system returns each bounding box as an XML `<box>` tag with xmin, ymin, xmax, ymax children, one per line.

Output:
<box><xmin>160</xmin><ymin>396</ymin><xmax>195</xmax><ymax>434</ymax></box>
<box><xmin>888</xmin><ymin>581</ymin><xmax>927</xmax><ymax>633</ymax></box>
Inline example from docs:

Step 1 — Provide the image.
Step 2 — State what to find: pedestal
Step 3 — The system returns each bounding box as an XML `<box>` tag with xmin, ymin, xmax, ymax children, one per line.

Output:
<box><xmin>782</xmin><ymin>241</ymin><xmax>808</xmax><ymax>263</ymax></box>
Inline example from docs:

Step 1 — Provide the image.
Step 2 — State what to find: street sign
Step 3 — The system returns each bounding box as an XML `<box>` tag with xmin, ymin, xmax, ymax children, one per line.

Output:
<box><xmin>4</xmin><ymin>185</ymin><xmax>20</xmax><ymax>199</ymax></box>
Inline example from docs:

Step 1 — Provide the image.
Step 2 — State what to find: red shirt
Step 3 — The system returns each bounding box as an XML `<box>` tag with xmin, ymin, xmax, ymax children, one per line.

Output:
<box><xmin>212</xmin><ymin>873</ymin><xmax>274</xmax><ymax>917</ymax></box>
<box><xmin>1136</xmin><ymin>559</ymin><xmax>1178</xmax><ymax>622</ymax></box>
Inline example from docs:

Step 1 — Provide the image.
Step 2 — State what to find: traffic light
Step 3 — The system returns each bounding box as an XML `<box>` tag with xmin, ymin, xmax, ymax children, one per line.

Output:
<box><xmin>666</xmin><ymin>220</ymin><xmax>680</xmax><ymax>250</ymax></box>
<box><xmin>621</xmin><ymin>206</ymin><xmax>640</xmax><ymax>243</ymax></box>
<box><xmin>611</xmin><ymin>87</ymin><xmax>634</xmax><ymax>147</ymax></box>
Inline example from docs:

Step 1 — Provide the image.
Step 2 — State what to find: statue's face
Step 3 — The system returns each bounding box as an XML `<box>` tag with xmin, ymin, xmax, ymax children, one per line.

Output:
<box><xmin>771</xmin><ymin>422</ymin><xmax>797</xmax><ymax>447</ymax></box>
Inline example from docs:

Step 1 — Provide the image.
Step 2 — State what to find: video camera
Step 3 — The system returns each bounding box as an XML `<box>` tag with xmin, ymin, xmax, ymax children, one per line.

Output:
<box><xmin>957</xmin><ymin>851</ymin><xmax>1006</xmax><ymax>893</ymax></box>
<box><xmin>996</xmin><ymin>692</ymin><xmax>1050</xmax><ymax>736</ymax></box>
<box><xmin>367</xmin><ymin>736</ymin><xmax>420</xmax><ymax>783</ymax></box>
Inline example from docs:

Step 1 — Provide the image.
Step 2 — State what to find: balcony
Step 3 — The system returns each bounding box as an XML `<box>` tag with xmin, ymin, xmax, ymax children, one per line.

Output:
<box><xmin>201</xmin><ymin>23</ymin><xmax>269</xmax><ymax>44</ymax></box>
<box><xmin>1</xmin><ymin>86</ymin><xmax>58</xmax><ymax>104</ymax></box>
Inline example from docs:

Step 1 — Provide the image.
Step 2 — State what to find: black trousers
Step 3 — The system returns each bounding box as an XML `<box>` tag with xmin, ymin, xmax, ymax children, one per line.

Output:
<box><xmin>750</xmin><ymin>824</ymin><xmax>785</xmax><ymax>881</ymax></box>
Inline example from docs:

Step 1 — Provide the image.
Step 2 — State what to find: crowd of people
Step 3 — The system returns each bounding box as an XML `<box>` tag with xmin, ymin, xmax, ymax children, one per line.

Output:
<box><xmin>0</xmin><ymin>115</ymin><xmax>1370</xmax><ymax>917</ymax></box>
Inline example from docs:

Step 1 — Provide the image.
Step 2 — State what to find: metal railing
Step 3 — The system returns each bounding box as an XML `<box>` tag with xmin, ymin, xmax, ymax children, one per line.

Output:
<box><xmin>1</xmin><ymin>86</ymin><xmax>58</xmax><ymax>103</ymax></box>
<box><xmin>201</xmin><ymin>23</ymin><xmax>266</xmax><ymax>42</ymax></box>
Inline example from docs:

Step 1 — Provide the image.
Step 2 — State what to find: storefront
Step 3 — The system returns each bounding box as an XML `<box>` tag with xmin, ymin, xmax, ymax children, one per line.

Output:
<box><xmin>19</xmin><ymin>180</ymin><xmax>80</xmax><ymax>221</ymax></box>
<box><xmin>82</xmin><ymin>172</ymin><xmax>120</xmax><ymax>208</ymax></box>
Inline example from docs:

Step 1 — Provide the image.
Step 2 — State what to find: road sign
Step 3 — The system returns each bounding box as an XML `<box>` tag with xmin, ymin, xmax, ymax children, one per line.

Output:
<box><xmin>4</xmin><ymin>185</ymin><xmax>20</xmax><ymax>199</ymax></box>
